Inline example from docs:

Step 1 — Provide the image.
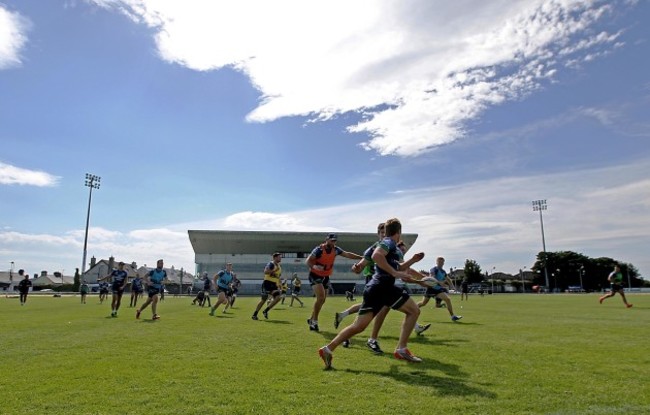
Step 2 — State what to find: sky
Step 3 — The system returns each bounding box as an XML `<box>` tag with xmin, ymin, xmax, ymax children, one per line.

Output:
<box><xmin>1</xmin><ymin>0</ymin><xmax>649</xmax><ymax>280</ymax></box>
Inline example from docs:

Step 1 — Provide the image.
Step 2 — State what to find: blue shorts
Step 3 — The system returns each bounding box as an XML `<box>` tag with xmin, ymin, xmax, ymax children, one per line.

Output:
<box><xmin>147</xmin><ymin>287</ymin><xmax>161</xmax><ymax>297</ymax></box>
<box><xmin>359</xmin><ymin>284</ymin><xmax>410</xmax><ymax>316</ymax></box>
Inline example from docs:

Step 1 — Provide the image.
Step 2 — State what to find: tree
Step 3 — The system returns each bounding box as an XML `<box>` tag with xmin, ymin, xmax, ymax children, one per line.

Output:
<box><xmin>463</xmin><ymin>259</ymin><xmax>484</xmax><ymax>284</ymax></box>
<box><xmin>531</xmin><ymin>251</ymin><xmax>643</xmax><ymax>292</ymax></box>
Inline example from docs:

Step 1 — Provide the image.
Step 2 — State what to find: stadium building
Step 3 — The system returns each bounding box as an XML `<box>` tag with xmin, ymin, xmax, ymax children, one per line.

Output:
<box><xmin>187</xmin><ymin>230</ymin><xmax>418</xmax><ymax>295</ymax></box>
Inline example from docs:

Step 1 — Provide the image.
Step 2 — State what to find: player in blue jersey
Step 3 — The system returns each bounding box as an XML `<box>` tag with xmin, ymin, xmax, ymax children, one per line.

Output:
<box><xmin>319</xmin><ymin>218</ymin><xmax>430</xmax><ymax>369</ymax></box>
<box><xmin>136</xmin><ymin>259</ymin><xmax>168</xmax><ymax>320</ymax></box>
<box><xmin>130</xmin><ymin>274</ymin><xmax>144</xmax><ymax>308</ymax></box>
<box><xmin>229</xmin><ymin>274</ymin><xmax>241</xmax><ymax>307</ymax></box>
<box><xmin>105</xmin><ymin>262</ymin><xmax>128</xmax><ymax>317</ymax></box>
<box><xmin>98</xmin><ymin>280</ymin><xmax>110</xmax><ymax>304</ymax></box>
<box><xmin>418</xmin><ymin>257</ymin><xmax>462</xmax><ymax>321</ymax></box>
<box><xmin>334</xmin><ymin>225</ymin><xmax>430</xmax><ymax>351</ymax></box>
<box><xmin>209</xmin><ymin>263</ymin><xmax>235</xmax><ymax>315</ymax></box>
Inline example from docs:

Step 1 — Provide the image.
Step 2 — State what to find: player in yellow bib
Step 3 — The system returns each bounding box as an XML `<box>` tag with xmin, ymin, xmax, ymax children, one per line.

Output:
<box><xmin>252</xmin><ymin>253</ymin><xmax>284</xmax><ymax>320</ymax></box>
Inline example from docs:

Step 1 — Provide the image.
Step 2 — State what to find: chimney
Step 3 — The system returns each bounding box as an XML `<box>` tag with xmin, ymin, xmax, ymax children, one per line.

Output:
<box><xmin>108</xmin><ymin>256</ymin><xmax>115</xmax><ymax>270</ymax></box>
<box><xmin>90</xmin><ymin>256</ymin><xmax>96</xmax><ymax>268</ymax></box>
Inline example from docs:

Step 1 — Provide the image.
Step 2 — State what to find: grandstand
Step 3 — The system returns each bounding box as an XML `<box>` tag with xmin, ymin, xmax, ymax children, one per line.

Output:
<box><xmin>187</xmin><ymin>230</ymin><xmax>418</xmax><ymax>295</ymax></box>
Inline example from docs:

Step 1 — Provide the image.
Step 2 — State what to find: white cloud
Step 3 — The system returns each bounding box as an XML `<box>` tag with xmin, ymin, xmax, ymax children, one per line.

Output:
<box><xmin>89</xmin><ymin>0</ymin><xmax>631</xmax><ymax>156</ymax></box>
<box><xmin>0</xmin><ymin>162</ymin><xmax>60</xmax><ymax>186</ymax></box>
<box><xmin>0</xmin><ymin>5</ymin><xmax>29</xmax><ymax>69</ymax></box>
<box><xmin>3</xmin><ymin>159</ymin><xmax>649</xmax><ymax>277</ymax></box>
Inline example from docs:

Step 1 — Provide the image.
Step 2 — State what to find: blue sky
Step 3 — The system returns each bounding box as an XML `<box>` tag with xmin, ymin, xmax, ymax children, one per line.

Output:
<box><xmin>1</xmin><ymin>0</ymin><xmax>649</xmax><ymax>279</ymax></box>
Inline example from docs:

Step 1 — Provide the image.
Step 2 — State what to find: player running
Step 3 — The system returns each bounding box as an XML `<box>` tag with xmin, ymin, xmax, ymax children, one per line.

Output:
<box><xmin>418</xmin><ymin>257</ymin><xmax>462</xmax><ymax>322</ymax></box>
<box><xmin>319</xmin><ymin>218</ymin><xmax>430</xmax><ymax>369</ymax></box>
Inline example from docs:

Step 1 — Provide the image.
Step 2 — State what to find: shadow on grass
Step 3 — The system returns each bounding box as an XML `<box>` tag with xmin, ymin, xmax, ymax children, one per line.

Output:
<box><xmin>259</xmin><ymin>319</ymin><xmax>292</xmax><ymax>325</ymax></box>
<box><xmin>341</xmin><ymin>362</ymin><xmax>496</xmax><ymax>398</ymax></box>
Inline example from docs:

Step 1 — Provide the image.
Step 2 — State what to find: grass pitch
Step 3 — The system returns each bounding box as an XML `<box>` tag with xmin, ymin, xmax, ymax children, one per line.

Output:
<box><xmin>0</xmin><ymin>292</ymin><xmax>647</xmax><ymax>415</ymax></box>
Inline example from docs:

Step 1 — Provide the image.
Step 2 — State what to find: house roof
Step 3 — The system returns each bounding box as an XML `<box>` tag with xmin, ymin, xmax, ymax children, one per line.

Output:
<box><xmin>188</xmin><ymin>230</ymin><xmax>419</xmax><ymax>256</ymax></box>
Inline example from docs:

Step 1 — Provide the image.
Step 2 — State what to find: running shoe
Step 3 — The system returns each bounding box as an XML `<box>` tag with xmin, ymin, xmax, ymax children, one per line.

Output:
<box><xmin>451</xmin><ymin>315</ymin><xmax>463</xmax><ymax>322</ymax></box>
<box><xmin>310</xmin><ymin>323</ymin><xmax>320</xmax><ymax>332</ymax></box>
<box><xmin>209</xmin><ymin>310</ymin><xmax>215</xmax><ymax>316</ymax></box>
<box><xmin>366</xmin><ymin>339</ymin><xmax>384</xmax><ymax>354</ymax></box>
<box><xmin>342</xmin><ymin>339</ymin><xmax>350</xmax><ymax>348</ymax></box>
<box><xmin>252</xmin><ymin>314</ymin><xmax>258</xmax><ymax>320</ymax></box>
<box><xmin>136</xmin><ymin>309</ymin><xmax>141</xmax><ymax>319</ymax></box>
<box><xmin>263</xmin><ymin>310</ymin><xmax>269</xmax><ymax>319</ymax></box>
<box><xmin>318</xmin><ymin>347</ymin><xmax>333</xmax><ymax>369</ymax></box>
<box><xmin>626</xmin><ymin>303</ymin><xmax>633</xmax><ymax>308</ymax></box>
<box><xmin>334</xmin><ymin>312</ymin><xmax>342</xmax><ymax>329</ymax></box>
<box><xmin>393</xmin><ymin>348</ymin><xmax>422</xmax><ymax>363</ymax></box>
<box><xmin>415</xmin><ymin>323</ymin><xmax>431</xmax><ymax>336</ymax></box>
<box><xmin>152</xmin><ymin>314</ymin><xmax>161</xmax><ymax>320</ymax></box>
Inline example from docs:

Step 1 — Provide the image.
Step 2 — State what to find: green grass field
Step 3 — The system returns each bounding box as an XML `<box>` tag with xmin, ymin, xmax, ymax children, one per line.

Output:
<box><xmin>1</xmin><ymin>292</ymin><xmax>647</xmax><ymax>415</ymax></box>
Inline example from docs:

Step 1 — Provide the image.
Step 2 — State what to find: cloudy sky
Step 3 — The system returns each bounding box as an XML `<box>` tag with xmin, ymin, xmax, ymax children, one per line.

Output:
<box><xmin>1</xmin><ymin>0</ymin><xmax>649</xmax><ymax>281</ymax></box>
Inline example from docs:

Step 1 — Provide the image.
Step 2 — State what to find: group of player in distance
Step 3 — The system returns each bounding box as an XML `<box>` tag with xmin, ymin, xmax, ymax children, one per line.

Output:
<box><xmin>95</xmin><ymin>218</ymin><xmax>463</xmax><ymax>370</ymax></box>
<box><xmin>94</xmin><ymin>216</ymin><xmax>634</xmax><ymax>370</ymax></box>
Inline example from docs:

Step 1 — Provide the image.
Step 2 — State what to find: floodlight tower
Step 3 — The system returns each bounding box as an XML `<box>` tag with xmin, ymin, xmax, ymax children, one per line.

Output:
<box><xmin>532</xmin><ymin>199</ymin><xmax>550</xmax><ymax>291</ymax></box>
<box><xmin>81</xmin><ymin>173</ymin><xmax>101</xmax><ymax>274</ymax></box>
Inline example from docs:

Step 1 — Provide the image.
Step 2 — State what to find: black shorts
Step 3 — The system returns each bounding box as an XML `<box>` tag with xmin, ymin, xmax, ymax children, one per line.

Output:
<box><xmin>100</xmin><ymin>289</ymin><xmax>109</xmax><ymax>295</ymax></box>
<box><xmin>217</xmin><ymin>287</ymin><xmax>232</xmax><ymax>296</ymax></box>
<box><xmin>292</xmin><ymin>287</ymin><xmax>301</xmax><ymax>294</ymax></box>
<box><xmin>308</xmin><ymin>273</ymin><xmax>330</xmax><ymax>289</ymax></box>
<box><xmin>112</xmin><ymin>284</ymin><xmax>124</xmax><ymax>294</ymax></box>
<box><xmin>132</xmin><ymin>288</ymin><xmax>143</xmax><ymax>294</ymax></box>
<box><xmin>261</xmin><ymin>281</ymin><xmax>280</xmax><ymax>296</ymax></box>
<box><xmin>610</xmin><ymin>284</ymin><xmax>624</xmax><ymax>292</ymax></box>
<box><xmin>147</xmin><ymin>287</ymin><xmax>161</xmax><ymax>297</ymax></box>
<box><xmin>425</xmin><ymin>286</ymin><xmax>448</xmax><ymax>298</ymax></box>
<box><xmin>359</xmin><ymin>283</ymin><xmax>410</xmax><ymax>316</ymax></box>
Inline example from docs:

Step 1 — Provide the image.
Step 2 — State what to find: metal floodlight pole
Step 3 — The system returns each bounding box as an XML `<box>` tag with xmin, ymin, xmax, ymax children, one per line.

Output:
<box><xmin>579</xmin><ymin>265</ymin><xmax>584</xmax><ymax>291</ymax></box>
<box><xmin>81</xmin><ymin>173</ymin><xmax>101</xmax><ymax>275</ymax></box>
<box><xmin>532</xmin><ymin>200</ymin><xmax>550</xmax><ymax>292</ymax></box>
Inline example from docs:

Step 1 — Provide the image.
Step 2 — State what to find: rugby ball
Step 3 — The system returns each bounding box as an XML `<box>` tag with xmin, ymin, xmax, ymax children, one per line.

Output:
<box><xmin>420</xmin><ymin>276</ymin><xmax>437</xmax><ymax>287</ymax></box>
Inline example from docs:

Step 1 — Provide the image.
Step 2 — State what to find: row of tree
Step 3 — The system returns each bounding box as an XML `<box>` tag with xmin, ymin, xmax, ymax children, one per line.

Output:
<box><xmin>461</xmin><ymin>251</ymin><xmax>645</xmax><ymax>291</ymax></box>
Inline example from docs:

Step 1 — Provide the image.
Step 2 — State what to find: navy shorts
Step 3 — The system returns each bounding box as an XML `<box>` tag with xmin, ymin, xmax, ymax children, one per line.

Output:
<box><xmin>147</xmin><ymin>287</ymin><xmax>161</xmax><ymax>298</ymax></box>
<box><xmin>359</xmin><ymin>284</ymin><xmax>410</xmax><ymax>316</ymax></box>
<box><xmin>217</xmin><ymin>287</ymin><xmax>232</xmax><ymax>296</ymax></box>
<box><xmin>261</xmin><ymin>281</ymin><xmax>280</xmax><ymax>297</ymax></box>
<box><xmin>425</xmin><ymin>286</ymin><xmax>448</xmax><ymax>298</ymax></box>
<box><xmin>309</xmin><ymin>273</ymin><xmax>330</xmax><ymax>289</ymax></box>
<box><xmin>610</xmin><ymin>284</ymin><xmax>624</xmax><ymax>292</ymax></box>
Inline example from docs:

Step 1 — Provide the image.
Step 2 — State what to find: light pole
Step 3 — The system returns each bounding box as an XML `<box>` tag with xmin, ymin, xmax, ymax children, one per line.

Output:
<box><xmin>532</xmin><ymin>200</ymin><xmax>550</xmax><ymax>292</ymax></box>
<box><xmin>490</xmin><ymin>267</ymin><xmax>495</xmax><ymax>294</ymax></box>
<box><xmin>81</xmin><ymin>173</ymin><xmax>101</xmax><ymax>275</ymax></box>
<box><xmin>520</xmin><ymin>266</ymin><xmax>526</xmax><ymax>293</ymax></box>
<box><xmin>579</xmin><ymin>265</ymin><xmax>584</xmax><ymax>291</ymax></box>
